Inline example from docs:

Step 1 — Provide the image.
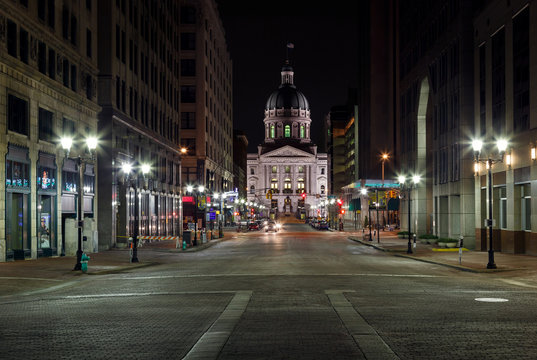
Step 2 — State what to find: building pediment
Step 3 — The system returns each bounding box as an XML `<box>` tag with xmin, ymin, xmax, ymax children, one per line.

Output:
<box><xmin>260</xmin><ymin>145</ymin><xmax>314</xmax><ymax>159</ymax></box>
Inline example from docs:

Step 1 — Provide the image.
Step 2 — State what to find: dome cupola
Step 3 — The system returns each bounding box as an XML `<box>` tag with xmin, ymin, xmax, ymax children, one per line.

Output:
<box><xmin>263</xmin><ymin>60</ymin><xmax>312</xmax><ymax>145</ymax></box>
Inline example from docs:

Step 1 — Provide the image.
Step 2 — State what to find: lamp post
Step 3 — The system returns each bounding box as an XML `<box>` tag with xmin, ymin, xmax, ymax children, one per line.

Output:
<box><xmin>121</xmin><ymin>162</ymin><xmax>150</xmax><ymax>263</ymax></box>
<box><xmin>398</xmin><ymin>174</ymin><xmax>421</xmax><ymax>254</ymax></box>
<box><xmin>186</xmin><ymin>184</ymin><xmax>205</xmax><ymax>245</ymax></box>
<box><xmin>61</xmin><ymin>136</ymin><xmax>98</xmax><ymax>271</ymax></box>
<box><xmin>361</xmin><ymin>188</ymin><xmax>372</xmax><ymax>240</ymax></box>
<box><xmin>376</xmin><ymin>188</ymin><xmax>380</xmax><ymax>243</ymax></box>
<box><xmin>472</xmin><ymin>138</ymin><xmax>508</xmax><ymax>269</ymax></box>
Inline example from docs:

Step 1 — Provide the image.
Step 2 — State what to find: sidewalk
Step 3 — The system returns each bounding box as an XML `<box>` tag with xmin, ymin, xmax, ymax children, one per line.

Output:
<box><xmin>0</xmin><ymin>231</ymin><xmax>234</xmax><ymax>282</ymax></box>
<box><xmin>346</xmin><ymin>229</ymin><xmax>537</xmax><ymax>273</ymax></box>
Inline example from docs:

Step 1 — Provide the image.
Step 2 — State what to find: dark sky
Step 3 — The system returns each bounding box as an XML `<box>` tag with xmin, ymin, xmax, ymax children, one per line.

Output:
<box><xmin>216</xmin><ymin>1</ymin><xmax>360</xmax><ymax>152</ymax></box>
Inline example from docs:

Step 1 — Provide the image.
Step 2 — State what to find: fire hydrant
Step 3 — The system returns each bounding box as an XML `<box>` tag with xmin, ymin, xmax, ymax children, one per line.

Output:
<box><xmin>81</xmin><ymin>253</ymin><xmax>90</xmax><ymax>273</ymax></box>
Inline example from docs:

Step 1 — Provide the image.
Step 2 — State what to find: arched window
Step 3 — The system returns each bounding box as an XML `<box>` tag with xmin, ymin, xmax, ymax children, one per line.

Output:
<box><xmin>300</xmin><ymin>125</ymin><xmax>305</xmax><ymax>138</ymax></box>
<box><xmin>250</xmin><ymin>185</ymin><xmax>255</xmax><ymax>194</ymax></box>
<box><xmin>284</xmin><ymin>178</ymin><xmax>292</xmax><ymax>190</ymax></box>
<box><xmin>297</xmin><ymin>178</ymin><xmax>304</xmax><ymax>190</ymax></box>
<box><xmin>284</xmin><ymin>125</ymin><xmax>290</xmax><ymax>137</ymax></box>
<box><xmin>298</xmin><ymin>166</ymin><xmax>304</xmax><ymax>173</ymax></box>
<box><xmin>321</xmin><ymin>185</ymin><xmax>325</xmax><ymax>194</ymax></box>
<box><xmin>272</xmin><ymin>166</ymin><xmax>277</xmax><ymax>173</ymax></box>
<box><xmin>270</xmin><ymin>124</ymin><xmax>275</xmax><ymax>138</ymax></box>
<box><xmin>321</xmin><ymin>168</ymin><xmax>325</xmax><ymax>175</ymax></box>
<box><xmin>271</xmin><ymin>178</ymin><xmax>278</xmax><ymax>191</ymax></box>
<box><xmin>250</xmin><ymin>168</ymin><xmax>254</xmax><ymax>175</ymax></box>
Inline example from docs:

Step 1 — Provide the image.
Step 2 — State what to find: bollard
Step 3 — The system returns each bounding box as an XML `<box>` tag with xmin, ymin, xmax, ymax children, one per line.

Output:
<box><xmin>81</xmin><ymin>253</ymin><xmax>90</xmax><ymax>273</ymax></box>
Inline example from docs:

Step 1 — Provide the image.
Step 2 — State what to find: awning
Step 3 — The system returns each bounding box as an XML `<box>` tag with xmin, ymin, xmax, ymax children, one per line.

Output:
<box><xmin>349</xmin><ymin>198</ymin><xmax>361</xmax><ymax>211</ymax></box>
<box><xmin>387</xmin><ymin>198</ymin><xmax>400</xmax><ymax>211</ymax></box>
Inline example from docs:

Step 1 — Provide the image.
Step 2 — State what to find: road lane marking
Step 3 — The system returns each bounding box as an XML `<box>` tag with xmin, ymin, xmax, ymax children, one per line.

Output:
<box><xmin>475</xmin><ymin>298</ymin><xmax>509</xmax><ymax>302</ymax></box>
<box><xmin>0</xmin><ymin>277</ymin><xmax>62</xmax><ymax>282</ymax></box>
<box><xmin>326</xmin><ymin>290</ymin><xmax>399</xmax><ymax>360</ymax></box>
<box><xmin>501</xmin><ymin>279</ymin><xmax>537</xmax><ymax>289</ymax></box>
<box><xmin>182</xmin><ymin>290</ymin><xmax>252</xmax><ymax>360</ymax></box>
<box><xmin>105</xmin><ymin>273</ymin><xmax>443</xmax><ymax>280</ymax></box>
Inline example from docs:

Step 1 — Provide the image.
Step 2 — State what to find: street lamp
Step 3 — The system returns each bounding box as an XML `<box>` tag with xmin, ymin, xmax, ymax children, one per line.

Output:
<box><xmin>361</xmin><ymin>188</ymin><xmax>372</xmax><ymax>241</ymax></box>
<box><xmin>186</xmin><ymin>184</ymin><xmax>205</xmax><ymax>245</ymax></box>
<box><xmin>473</xmin><ymin>138</ymin><xmax>508</xmax><ymax>269</ymax></box>
<box><xmin>60</xmin><ymin>135</ymin><xmax>97</xmax><ymax>271</ymax></box>
<box><xmin>398</xmin><ymin>174</ymin><xmax>421</xmax><ymax>254</ymax></box>
<box><xmin>121</xmin><ymin>161</ymin><xmax>151</xmax><ymax>263</ymax></box>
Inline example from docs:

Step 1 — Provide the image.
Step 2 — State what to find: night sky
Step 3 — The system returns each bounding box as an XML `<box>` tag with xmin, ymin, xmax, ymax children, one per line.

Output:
<box><xmin>216</xmin><ymin>1</ymin><xmax>360</xmax><ymax>152</ymax></box>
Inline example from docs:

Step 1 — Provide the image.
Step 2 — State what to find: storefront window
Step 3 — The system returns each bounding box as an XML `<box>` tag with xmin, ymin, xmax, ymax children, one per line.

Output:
<box><xmin>521</xmin><ymin>183</ymin><xmax>531</xmax><ymax>231</ymax></box>
<box><xmin>37</xmin><ymin>166</ymin><xmax>56</xmax><ymax>190</ymax></box>
<box><xmin>63</xmin><ymin>170</ymin><xmax>77</xmax><ymax>192</ymax></box>
<box><xmin>38</xmin><ymin>195</ymin><xmax>56</xmax><ymax>252</ymax></box>
<box><xmin>6</xmin><ymin>160</ymin><xmax>29</xmax><ymax>188</ymax></box>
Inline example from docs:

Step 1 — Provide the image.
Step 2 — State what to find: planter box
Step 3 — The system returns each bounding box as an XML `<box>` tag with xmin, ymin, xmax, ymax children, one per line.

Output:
<box><xmin>437</xmin><ymin>242</ymin><xmax>447</xmax><ymax>248</ymax></box>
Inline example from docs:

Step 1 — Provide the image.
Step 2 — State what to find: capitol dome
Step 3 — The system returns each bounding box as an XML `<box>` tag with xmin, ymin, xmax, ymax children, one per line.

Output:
<box><xmin>265</xmin><ymin>62</ymin><xmax>310</xmax><ymax>111</ymax></box>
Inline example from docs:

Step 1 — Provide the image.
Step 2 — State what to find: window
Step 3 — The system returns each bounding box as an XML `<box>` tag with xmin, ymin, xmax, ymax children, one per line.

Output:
<box><xmin>39</xmin><ymin>108</ymin><xmax>54</xmax><ymax>142</ymax></box>
<box><xmin>62</xmin><ymin>6</ymin><xmax>69</xmax><ymax>39</ymax></box>
<box><xmin>181</xmin><ymin>33</ymin><xmax>195</xmax><ymax>50</ymax></box>
<box><xmin>8</xmin><ymin>95</ymin><xmax>28</xmax><ymax>135</ymax></box>
<box><xmin>284</xmin><ymin>178</ymin><xmax>292</xmax><ymax>190</ymax></box>
<box><xmin>521</xmin><ymin>184</ymin><xmax>531</xmax><ymax>231</ymax></box>
<box><xmin>181</xmin><ymin>86</ymin><xmax>196</xmax><ymax>103</ymax></box>
<box><xmin>63</xmin><ymin>58</ymin><xmax>69</xmax><ymax>87</ymax></box>
<box><xmin>298</xmin><ymin>166</ymin><xmax>304</xmax><ymax>173</ymax></box>
<box><xmin>7</xmin><ymin>20</ymin><xmax>17</xmax><ymax>58</ymax></box>
<box><xmin>250</xmin><ymin>185</ymin><xmax>255</xmax><ymax>194</ymax></box>
<box><xmin>86</xmin><ymin>29</ymin><xmax>92</xmax><ymax>58</ymax></box>
<box><xmin>300</xmin><ymin>125</ymin><xmax>305</xmax><ymax>138</ymax></box>
<box><xmin>181</xmin><ymin>59</ymin><xmax>196</xmax><ymax>76</ymax></box>
<box><xmin>271</xmin><ymin>178</ymin><xmax>278</xmax><ymax>190</ymax></box>
<box><xmin>285</xmin><ymin>166</ymin><xmax>290</xmax><ymax>173</ymax></box>
<box><xmin>479</xmin><ymin>44</ymin><xmax>486</xmax><ymax>136</ymax></box>
<box><xmin>250</xmin><ymin>168</ymin><xmax>255</xmax><ymax>175</ymax></box>
<box><xmin>270</xmin><ymin>125</ymin><xmax>275</xmax><ymax>138</ymax></box>
<box><xmin>272</xmin><ymin>166</ymin><xmax>277</xmax><ymax>173</ymax></box>
<box><xmin>38</xmin><ymin>0</ymin><xmax>46</xmax><ymax>20</ymax></box>
<box><xmin>297</xmin><ymin>178</ymin><xmax>304</xmax><ymax>190</ymax></box>
<box><xmin>116</xmin><ymin>25</ymin><xmax>120</xmax><ymax>59</ymax></box>
<box><xmin>45</xmin><ymin>47</ymin><xmax>56</xmax><ymax>80</ymax></box>
<box><xmin>19</xmin><ymin>28</ymin><xmax>28</xmax><ymax>64</ymax></box>
<box><xmin>70</xmin><ymin>15</ymin><xmax>77</xmax><ymax>46</ymax></box>
<box><xmin>47</xmin><ymin>0</ymin><xmax>55</xmax><ymax>28</ymax></box>
<box><xmin>71</xmin><ymin>64</ymin><xmax>77</xmax><ymax>91</ymax></box>
<box><xmin>180</xmin><ymin>6</ymin><xmax>196</xmax><ymax>24</ymax></box>
<box><xmin>321</xmin><ymin>185</ymin><xmax>325</xmax><ymax>195</ymax></box>
<box><xmin>284</xmin><ymin>125</ymin><xmax>290</xmax><ymax>137</ymax></box>
<box><xmin>513</xmin><ymin>8</ymin><xmax>529</xmax><ymax>133</ymax></box>
<box><xmin>38</xmin><ymin>41</ymin><xmax>47</xmax><ymax>74</ymax></box>
<box><xmin>321</xmin><ymin>168</ymin><xmax>325</xmax><ymax>175</ymax></box>
<box><xmin>180</xmin><ymin>138</ymin><xmax>196</xmax><ymax>153</ymax></box>
<box><xmin>181</xmin><ymin>112</ymin><xmax>195</xmax><ymax>129</ymax></box>
<box><xmin>6</xmin><ymin>159</ymin><xmax>29</xmax><ymax>188</ymax></box>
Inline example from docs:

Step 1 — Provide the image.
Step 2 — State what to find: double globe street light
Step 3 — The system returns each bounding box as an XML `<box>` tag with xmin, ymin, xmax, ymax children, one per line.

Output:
<box><xmin>120</xmin><ymin>162</ymin><xmax>151</xmax><ymax>263</ymax></box>
<box><xmin>472</xmin><ymin>138</ymin><xmax>508</xmax><ymax>269</ymax></box>
<box><xmin>186</xmin><ymin>185</ymin><xmax>205</xmax><ymax>245</ymax></box>
<box><xmin>398</xmin><ymin>174</ymin><xmax>421</xmax><ymax>254</ymax></box>
<box><xmin>60</xmin><ymin>135</ymin><xmax>98</xmax><ymax>271</ymax></box>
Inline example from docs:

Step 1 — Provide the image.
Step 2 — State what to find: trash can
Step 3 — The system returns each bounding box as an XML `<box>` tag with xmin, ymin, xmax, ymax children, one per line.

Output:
<box><xmin>201</xmin><ymin>231</ymin><xmax>207</xmax><ymax>243</ymax></box>
<box><xmin>183</xmin><ymin>231</ymin><xmax>191</xmax><ymax>245</ymax></box>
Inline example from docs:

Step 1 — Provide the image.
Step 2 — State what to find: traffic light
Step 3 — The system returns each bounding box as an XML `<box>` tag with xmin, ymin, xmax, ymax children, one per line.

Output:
<box><xmin>337</xmin><ymin>199</ymin><xmax>343</xmax><ymax>206</ymax></box>
<box><xmin>251</xmin><ymin>208</ymin><xmax>254</xmax><ymax>215</ymax></box>
<box><xmin>340</xmin><ymin>209</ymin><xmax>346</xmax><ymax>215</ymax></box>
<box><xmin>301</xmin><ymin>192</ymin><xmax>306</xmax><ymax>200</ymax></box>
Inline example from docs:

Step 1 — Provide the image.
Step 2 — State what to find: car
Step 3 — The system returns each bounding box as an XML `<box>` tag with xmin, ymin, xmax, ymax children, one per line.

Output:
<box><xmin>265</xmin><ymin>221</ymin><xmax>280</xmax><ymax>232</ymax></box>
<box><xmin>317</xmin><ymin>220</ymin><xmax>329</xmax><ymax>230</ymax></box>
<box><xmin>248</xmin><ymin>222</ymin><xmax>260</xmax><ymax>231</ymax></box>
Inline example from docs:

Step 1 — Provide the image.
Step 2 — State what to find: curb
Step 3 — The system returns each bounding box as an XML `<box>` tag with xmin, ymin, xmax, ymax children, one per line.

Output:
<box><xmin>87</xmin><ymin>261</ymin><xmax>161</xmax><ymax>275</ymax></box>
<box><xmin>347</xmin><ymin>236</ymin><xmax>511</xmax><ymax>273</ymax></box>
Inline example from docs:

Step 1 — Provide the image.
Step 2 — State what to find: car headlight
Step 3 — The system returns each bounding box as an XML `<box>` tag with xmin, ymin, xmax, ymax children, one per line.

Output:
<box><xmin>276</xmin><ymin>223</ymin><xmax>281</xmax><ymax>229</ymax></box>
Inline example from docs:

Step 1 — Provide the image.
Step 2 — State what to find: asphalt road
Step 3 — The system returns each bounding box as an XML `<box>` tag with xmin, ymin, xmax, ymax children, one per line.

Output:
<box><xmin>2</xmin><ymin>223</ymin><xmax>537</xmax><ymax>359</ymax></box>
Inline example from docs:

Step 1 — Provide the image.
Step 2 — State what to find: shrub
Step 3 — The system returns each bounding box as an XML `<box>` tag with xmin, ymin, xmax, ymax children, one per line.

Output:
<box><xmin>418</xmin><ymin>234</ymin><xmax>438</xmax><ymax>240</ymax></box>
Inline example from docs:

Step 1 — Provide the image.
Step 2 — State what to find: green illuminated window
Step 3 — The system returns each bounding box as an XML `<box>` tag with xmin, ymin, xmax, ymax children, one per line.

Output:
<box><xmin>270</xmin><ymin>125</ymin><xmax>275</xmax><ymax>138</ymax></box>
<box><xmin>300</xmin><ymin>125</ymin><xmax>305</xmax><ymax>138</ymax></box>
<box><xmin>284</xmin><ymin>125</ymin><xmax>290</xmax><ymax>137</ymax></box>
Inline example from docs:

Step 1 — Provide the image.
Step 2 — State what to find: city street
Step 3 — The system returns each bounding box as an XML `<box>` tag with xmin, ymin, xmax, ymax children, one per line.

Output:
<box><xmin>2</xmin><ymin>223</ymin><xmax>537</xmax><ymax>359</ymax></box>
